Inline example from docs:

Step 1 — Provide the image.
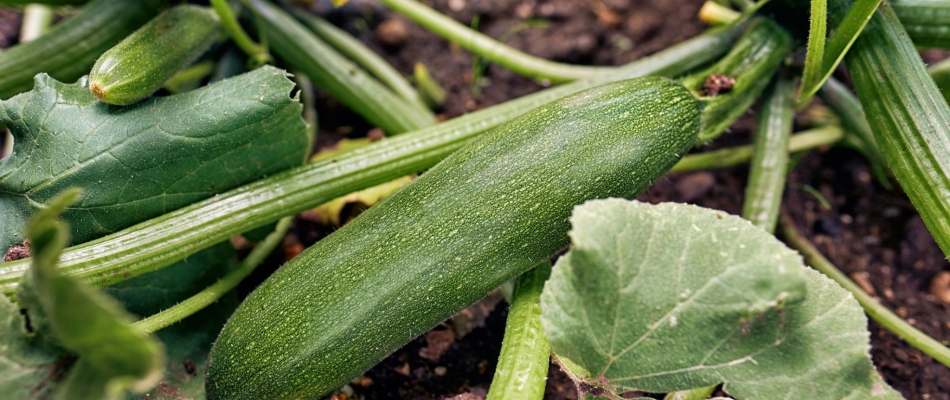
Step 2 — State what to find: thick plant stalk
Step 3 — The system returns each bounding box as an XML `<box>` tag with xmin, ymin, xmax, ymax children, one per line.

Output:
<box><xmin>293</xmin><ymin>10</ymin><xmax>429</xmax><ymax>112</ymax></box>
<box><xmin>486</xmin><ymin>262</ymin><xmax>552</xmax><ymax>400</ymax></box>
<box><xmin>245</xmin><ymin>0</ymin><xmax>436</xmax><ymax>134</ymax></box>
<box><xmin>928</xmin><ymin>57</ymin><xmax>950</xmax><ymax>104</ymax></box>
<box><xmin>781</xmin><ymin>218</ymin><xmax>950</xmax><ymax>368</ymax></box>
<box><xmin>0</xmin><ymin>23</ymin><xmax>742</xmax><ymax>295</ymax></box>
<box><xmin>680</xmin><ymin>19</ymin><xmax>791</xmax><ymax>142</ymax></box>
<box><xmin>20</xmin><ymin>4</ymin><xmax>54</xmax><ymax>42</ymax></box>
<box><xmin>829</xmin><ymin>0</ymin><xmax>950</xmax><ymax>257</ymax></box>
<box><xmin>742</xmin><ymin>73</ymin><xmax>794</xmax><ymax>233</ymax></box>
<box><xmin>379</xmin><ymin>0</ymin><xmax>613</xmax><ymax>83</ymax></box>
<box><xmin>891</xmin><ymin>0</ymin><xmax>950</xmax><ymax>49</ymax></box>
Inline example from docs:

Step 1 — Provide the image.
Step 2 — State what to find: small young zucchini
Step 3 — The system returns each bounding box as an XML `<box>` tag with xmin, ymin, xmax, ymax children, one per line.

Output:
<box><xmin>89</xmin><ymin>5</ymin><xmax>221</xmax><ymax>105</ymax></box>
<box><xmin>0</xmin><ymin>0</ymin><xmax>165</xmax><ymax>100</ymax></box>
<box><xmin>206</xmin><ymin>77</ymin><xmax>702</xmax><ymax>399</ymax></box>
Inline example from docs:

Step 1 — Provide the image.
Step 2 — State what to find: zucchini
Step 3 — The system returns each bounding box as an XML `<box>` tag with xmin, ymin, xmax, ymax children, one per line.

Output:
<box><xmin>830</xmin><ymin>0</ymin><xmax>950</xmax><ymax>256</ymax></box>
<box><xmin>206</xmin><ymin>77</ymin><xmax>702</xmax><ymax>399</ymax></box>
<box><xmin>891</xmin><ymin>0</ymin><xmax>950</xmax><ymax>49</ymax></box>
<box><xmin>89</xmin><ymin>5</ymin><xmax>221</xmax><ymax>105</ymax></box>
<box><xmin>0</xmin><ymin>0</ymin><xmax>165</xmax><ymax>100</ymax></box>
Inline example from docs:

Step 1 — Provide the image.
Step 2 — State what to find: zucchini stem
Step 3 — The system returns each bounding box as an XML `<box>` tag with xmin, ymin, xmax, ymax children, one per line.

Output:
<box><xmin>211</xmin><ymin>0</ymin><xmax>272</xmax><ymax>66</ymax></box>
<box><xmin>134</xmin><ymin>216</ymin><xmax>292</xmax><ymax>333</ymax></box>
<box><xmin>19</xmin><ymin>4</ymin><xmax>54</xmax><ymax>43</ymax></box>
<box><xmin>379</xmin><ymin>0</ymin><xmax>614</xmax><ymax>84</ymax></box>
<box><xmin>670</xmin><ymin>125</ymin><xmax>843</xmax><ymax>173</ymax></box>
<box><xmin>292</xmin><ymin>10</ymin><xmax>430</xmax><ymax>113</ymax></box>
<box><xmin>780</xmin><ymin>218</ymin><xmax>950</xmax><ymax>368</ymax></box>
<box><xmin>486</xmin><ymin>262</ymin><xmax>552</xmax><ymax>400</ymax></box>
<box><xmin>742</xmin><ymin>73</ymin><xmax>794</xmax><ymax>233</ymax></box>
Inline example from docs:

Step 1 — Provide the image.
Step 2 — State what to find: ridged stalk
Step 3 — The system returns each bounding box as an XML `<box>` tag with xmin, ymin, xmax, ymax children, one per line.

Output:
<box><xmin>0</xmin><ymin>0</ymin><xmax>166</xmax><ymax>100</ymax></box>
<box><xmin>741</xmin><ymin>73</ymin><xmax>794</xmax><ymax>233</ymax></box>
<box><xmin>0</xmin><ymin>24</ymin><xmax>741</xmax><ymax>296</ymax></box>
<box><xmin>892</xmin><ymin>0</ymin><xmax>950</xmax><ymax>49</ymax></box>
<box><xmin>681</xmin><ymin>18</ymin><xmax>791</xmax><ymax>142</ymax></box>
<box><xmin>486</xmin><ymin>262</ymin><xmax>552</xmax><ymax>400</ymax></box>
<box><xmin>245</xmin><ymin>0</ymin><xmax>436</xmax><ymax>134</ymax></box>
<box><xmin>830</xmin><ymin>0</ymin><xmax>950</xmax><ymax>257</ymax></box>
<box><xmin>670</xmin><ymin>125</ymin><xmax>843</xmax><ymax>173</ymax></box>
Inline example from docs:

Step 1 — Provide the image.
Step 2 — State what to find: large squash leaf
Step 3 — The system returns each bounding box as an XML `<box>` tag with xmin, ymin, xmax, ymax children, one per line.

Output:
<box><xmin>541</xmin><ymin>199</ymin><xmax>901</xmax><ymax>399</ymax></box>
<box><xmin>0</xmin><ymin>66</ymin><xmax>307</xmax><ymax>251</ymax></box>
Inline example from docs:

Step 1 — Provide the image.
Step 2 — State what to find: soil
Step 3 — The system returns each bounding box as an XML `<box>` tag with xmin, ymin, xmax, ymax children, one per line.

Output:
<box><xmin>2</xmin><ymin>0</ymin><xmax>949</xmax><ymax>399</ymax></box>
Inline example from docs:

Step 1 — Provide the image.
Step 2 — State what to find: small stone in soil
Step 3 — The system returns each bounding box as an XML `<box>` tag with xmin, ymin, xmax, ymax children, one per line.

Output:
<box><xmin>929</xmin><ymin>271</ymin><xmax>950</xmax><ymax>303</ymax></box>
<box><xmin>367</xmin><ymin>128</ymin><xmax>386</xmax><ymax>142</ymax></box>
<box><xmin>419</xmin><ymin>329</ymin><xmax>455</xmax><ymax>361</ymax></box>
<box><xmin>376</xmin><ymin>19</ymin><xmax>409</xmax><ymax>47</ymax></box>
<box><xmin>434</xmin><ymin>366</ymin><xmax>447</xmax><ymax>376</ymax></box>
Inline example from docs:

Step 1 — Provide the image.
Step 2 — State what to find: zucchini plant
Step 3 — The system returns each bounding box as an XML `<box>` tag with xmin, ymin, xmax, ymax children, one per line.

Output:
<box><xmin>0</xmin><ymin>0</ymin><xmax>947</xmax><ymax>398</ymax></box>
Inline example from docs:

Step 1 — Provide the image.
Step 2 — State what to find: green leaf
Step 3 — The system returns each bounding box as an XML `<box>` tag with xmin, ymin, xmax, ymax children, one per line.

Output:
<box><xmin>16</xmin><ymin>189</ymin><xmax>164</xmax><ymax>400</ymax></box>
<box><xmin>0</xmin><ymin>66</ymin><xmax>308</xmax><ymax>252</ymax></box>
<box><xmin>0</xmin><ymin>292</ymin><xmax>70</xmax><ymax>399</ymax></box>
<box><xmin>797</xmin><ymin>0</ymin><xmax>883</xmax><ymax>108</ymax></box>
<box><xmin>541</xmin><ymin>199</ymin><xmax>901</xmax><ymax>399</ymax></box>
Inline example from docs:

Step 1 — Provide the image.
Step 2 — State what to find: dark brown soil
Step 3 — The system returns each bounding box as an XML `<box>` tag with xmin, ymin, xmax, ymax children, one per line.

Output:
<box><xmin>2</xmin><ymin>0</ymin><xmax>949</xmax><ymax>399</ymax></box>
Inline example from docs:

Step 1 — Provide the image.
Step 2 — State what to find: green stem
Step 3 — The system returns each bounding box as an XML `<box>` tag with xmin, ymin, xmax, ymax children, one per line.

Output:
<box><xmin>379</xmin><ymin>0</ymin><xmax>614</xmax><ymax>84</ymax></box>
<box><xmin>817</xmin><ymin>77</ymin><xmax>891</xmax><ymax>189</ymax></box>
<box><xmin>663</xmin><ymin>385</ymin><xmax>717</xmax><ymax>400</ymax></box>
<box><xmin>247</xmin><ymin>0</ymin><xmax>436</xmax><ymax>134</ymax></box>
<box><xmin>780</xmin><ymin>218</ymin><xmax>950</xmax><ymax>368</ymax></box>
<box><xmin>210</xmin><ymin>0</ymin><xmax>271</xmax><ymax>66</ymax></box>
<box><xmin>0</xmin><ymin>23</ymin><xmax>741</xmax><ymax>295</ymax></box>
<box><xmin>133</xmin><ymin>216</ymin><xmax>292</xmax><ymax>333</ymax></box>
<box><xmin>680</xmin><ymin>18</ymin><xmax>791</xmax><ymax>142</ymax></box>
<box><xmin>742</xmin><ymin>73</ymin><xmax>794</xmax><ymax>233</ymax></box>
<box><xmin>670</xmin><ymin>125</ymin><xmax>843</xmax><ymax>173</ymax></box>
<box><xmin>19</xmin><ymin>4</ymin><xmax>55</xmax><ymax>43</ymax></box>
<box><xmin>796</xmin><ymin>0</ymin><xmax>827</xmax><ymax>108</ymax></box>
<box><xmin>292</xmin><ymin>10</ymin><xmax>430</xmax><ymax>114</ymax></box>
<box><xmin>486</xmin><ymin>262</ymin><xmax>552</xmax><ymax>400</ymax></box>
<box><xmin>699</xmin><ymin>1</ymin><xmax>741</xmax><ymax>25</ymax></box>
<box><xmin>162</xmin><ymin>61</ymin><xmax>216</xmax><ymax>94</ymax></box>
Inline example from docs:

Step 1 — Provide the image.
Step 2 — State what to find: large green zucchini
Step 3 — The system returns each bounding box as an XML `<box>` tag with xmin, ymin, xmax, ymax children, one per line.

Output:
<box><xmin>206</xmin><ymin>76</ymin><xmax>701</xmax><ymax>399</ymax></box>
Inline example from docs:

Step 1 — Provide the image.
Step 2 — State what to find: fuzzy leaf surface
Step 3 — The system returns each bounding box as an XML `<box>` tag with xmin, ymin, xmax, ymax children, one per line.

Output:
<box><xmin>0</xmin><ymin>66</ymin><xmax>307</xmax><ymax>251</ymax></box>
<box><xmin>541</xmin><ymin>199</ymin><xmax>901</xmax><ymax>399</ymax></box>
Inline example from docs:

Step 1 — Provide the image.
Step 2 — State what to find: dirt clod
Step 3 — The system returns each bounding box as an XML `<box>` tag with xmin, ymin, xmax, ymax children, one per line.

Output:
<box><xmin>702</xmin><ymin>73</ymin><xmax>736</xmax><ymax>97</ymax></box>
<box><xmin>4</xmin><ymin>240</ymin><xmax>31</xmax><ymax>262</ymax></box>
<box><xmin>183</xmin><ymin>359</ymin><xmax>197</xmax><ymax>376</ymax></box>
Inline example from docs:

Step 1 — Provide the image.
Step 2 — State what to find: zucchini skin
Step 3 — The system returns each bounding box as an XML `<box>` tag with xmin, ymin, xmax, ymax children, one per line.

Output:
<box><xmin>206</xmin><ymin>77</ymin><xmax>701</xmax><ymax>399</ymax></box>
<box><xmin>830</xmin><ymin>0</ymin><xmax>950</xmax><ymax>256</ymax></box>
<box><xmin>0</xmin><ymin>0</ymin><xmax>165</xmax><ymax>100</ymax></box>
<box><xmin>891</xmin><ymin>0</ymin><xmax>950</xmax><ymax>49</ymax></box>
<box><xmin>89</xmin><ymin>5</ymin><xmax>221</xmax><ymax>105</ymax></box>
